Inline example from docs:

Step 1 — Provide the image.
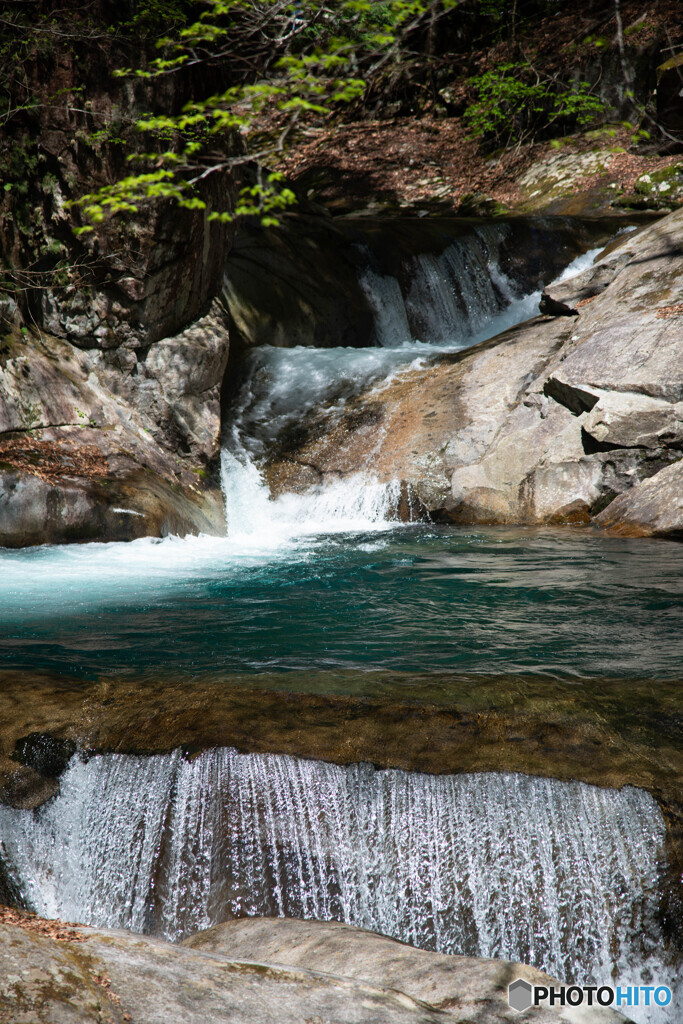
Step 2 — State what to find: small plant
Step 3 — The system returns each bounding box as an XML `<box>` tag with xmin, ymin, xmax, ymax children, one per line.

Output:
<box><xmin>464</xmin><ymin>62</ymin><xmax>604</xmax><ymax>147</ymax></box>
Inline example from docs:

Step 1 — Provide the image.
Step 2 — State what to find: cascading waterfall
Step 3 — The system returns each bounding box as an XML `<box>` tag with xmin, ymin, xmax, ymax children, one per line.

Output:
<box><xmin>0</xmin><ymin>750</ymin><xmax>673</xmax><ymax>1023</ymax></box>
<box><xmin>220</xmin><ymin>229</ymin><xmax>604</xmax><ymax>540</ymax></box>
<box><xmin>360</xmin><ymin>223</ymin><xmax>522</xmax><ymax>347</ymax></box>
<box><xmin>220</xmin><ymin>448</ymin><xmax>405</xmax><ymax>541</ymax></box>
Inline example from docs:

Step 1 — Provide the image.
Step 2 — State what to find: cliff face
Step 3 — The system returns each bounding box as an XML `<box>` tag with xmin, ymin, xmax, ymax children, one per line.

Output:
<box><xmin>0</xmin><ymin>3</ymin><xmax>236</xmax><ymax>543</ymax></box>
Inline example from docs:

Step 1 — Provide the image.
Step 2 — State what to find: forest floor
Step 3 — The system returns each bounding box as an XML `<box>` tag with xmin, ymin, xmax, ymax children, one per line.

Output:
<box><xmin>279</xmin><ymin>0</ymin><xmax>683</xmax><ymax>216</ymax></box>
<box><xmin>281</xmin><ymin>119</ymin><xmax>681</xmax><ymax>215</ymax></box>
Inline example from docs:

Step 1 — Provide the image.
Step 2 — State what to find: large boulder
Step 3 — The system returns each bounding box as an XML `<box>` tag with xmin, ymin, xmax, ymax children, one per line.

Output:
<box><xmin>184</xmin><ymin>917</ymin><xmax>628</xmax><ymax>1024</ymax></box>
<box><xmin>0</xmin><ymin>920</ymin><xmax>447</xmax><ymax>1024</ymax></box>
<box><xmin>0</xmin><ymin>914</ymin><xmax>630</xmax><ymax>1024</ymax></box>
<box><xmin>0</xmin><ymin>307</ymin><xmax>228</xmax><ymax>546</ymax></box>
<box><xmin>264</xmin><ymin>209</ymin><xmax>683</xmax><ymax>536</ymax></box>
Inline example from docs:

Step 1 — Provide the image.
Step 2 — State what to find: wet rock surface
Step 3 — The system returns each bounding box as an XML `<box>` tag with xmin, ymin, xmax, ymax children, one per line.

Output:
<box><xmin>0</xmin><ymin>670</ymin><xmax>679</xmax><ymax>797</ymax></box>
<box><xmin>0</xmin><ymin>916</ymin><xmax>630</xmax><ymax>1024</ymax></box>
<box><xmin>265</xmin><ymin>209</ymin><xmax>683</xmax><ymax>536</ymax></box>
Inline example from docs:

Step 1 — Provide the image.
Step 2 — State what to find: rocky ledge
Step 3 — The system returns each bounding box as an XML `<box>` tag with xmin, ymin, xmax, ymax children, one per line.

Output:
<box><xmin>265</xmin><ymin>208</ymin><xmax>683</xmax><ymax>537</ymax></box>
<box><xmin>0</xmin><ymin>911</ymin><xmax>629</xmax><ymax>1024</ymax></box>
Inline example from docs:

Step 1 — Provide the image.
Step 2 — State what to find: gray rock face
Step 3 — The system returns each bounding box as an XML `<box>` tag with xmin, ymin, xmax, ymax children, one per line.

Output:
<box><xmin>0</xmin><ymin>918</ymin><xmax>630</xmax><ymax>1024</ymax></box>
<box><xmin>0</xmin><ymin>307</ymin><xmax>228</xmax><ymax>546</ymax></box>
<box><xmin>265</xmin><ymin>209</ymin><xmax>683</xmax><ymax>536</ymax></box>
<box><xmin>593</xmin><ymin>458</ymin><xmax>683</xmax><ymax>537</ymax></box>
<box><xmin>184</xmin><ymin>917</ymin><xmax>629</xmax><ymax>1024</ymax></box>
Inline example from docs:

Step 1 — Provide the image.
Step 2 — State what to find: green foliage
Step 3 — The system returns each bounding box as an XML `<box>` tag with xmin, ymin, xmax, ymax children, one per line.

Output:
<box><xmin>464</xmin><ymin>62</ymin><xmax>604</xmax><ymax>145</ymax></box>
<box><xmin>120</xmin><ymin>0</ymin><xmax>189</xmax><ymax>34</ymax></box>
<box><xmin>72</xmin><ymin>0</ymin><xmax>456</xmax><ymax>229</ymax></box>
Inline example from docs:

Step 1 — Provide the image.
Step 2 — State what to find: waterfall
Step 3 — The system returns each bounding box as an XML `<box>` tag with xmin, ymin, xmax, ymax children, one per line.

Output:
<box><xmin>358</xmin><ymin>224</ymin><xmax>517</xmax><ymax>348</ymax></box>
<box><xmin>219</xmin><ymin>233</ymin><xmax>604</xmax><ymax>540</ymax></box>
<box><xmin>0</xmin><ymin>750</ymin><xmax>673</xmax><ymax>1022</ymax></box>
<box><xmin>359</xmin><ymin>229</ymin><xmax>603</xmax><ymax>350</ymax></box>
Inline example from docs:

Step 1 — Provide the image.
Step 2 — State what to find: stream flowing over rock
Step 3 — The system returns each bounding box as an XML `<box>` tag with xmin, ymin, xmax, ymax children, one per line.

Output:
<box><xmin>263</xmin><ymin>209</ymin><xmax>682</xmax><ymax>536</ymax></box>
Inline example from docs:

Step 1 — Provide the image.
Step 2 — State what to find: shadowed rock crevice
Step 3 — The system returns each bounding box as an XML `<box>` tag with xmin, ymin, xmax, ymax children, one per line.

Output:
<box><xmin>543</xmin><ymin>377</ymin><xmax>600</xmax><ymax>416</ymax></box>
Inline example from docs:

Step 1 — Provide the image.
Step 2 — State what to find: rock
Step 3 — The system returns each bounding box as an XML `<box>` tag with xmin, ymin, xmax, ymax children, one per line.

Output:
<box><xmin>1</xmin><ymin>26</ymin><xmax>233</xmax><ymax>358</ymax></box>
<box><xmin>593</xmin><ymin>459</ymin><xmax>683</xmax><ymax>537</ymax></box>
<box><xmin>539</xmin><ymin>292</ymin><xmax>578</xmax><ymax>317</ymax></box>
<box><xmin>0</xmin><ymin>28</ymin><xmax>234</xmax><ymax>549</ymax></box>
<box><xmin>0</xmin><ymin>754</ymin><xmax>59</xmax><ymax>811</ymax></box>
<box><xmin>582</xmin><ymin>392</ymin><xmax>683</xmax><ymax>450</ymax></box>
<box><xmin>0</xmin><ymin>923</ymin><xmax>124</xmax><ymax>1024</ymax></box>
<box><xmin>0</xmin><ymin>863</ymin><xmax>22</xmax><ymax>910</ymax></box>
<box><xmin>0</xmin><ymin>439</ymin><xmax>225</xmax><ymax>547</ymax></box>
<box><xmin>265</xmin><ymin>315</ymin><xmax>572</xmax><ymax>510</ymax></box>
<box><xmin>515</xmin><ymin>148</ymin><xmax>626</xmax><ymax>215</ymax></box>
<box><xmin>184</xmin><ymin>917</ymin><xmax>628</xmax><ymax>1024</ymax></box>
<box><xmin>10</xmin><ymin>733</ymin><xmax>77</xmax><ymax>779</ymax></box>
<box><xmin>0</xmin><ymin>921</ymin><xmax>454</xmax><ymax>1024</ymax></box>
<box><xmin>222</xmin><ymin>214</ymin><xmax>376</xmax><ymax>351</ymax></box>
<box><xmin>0</xmin><ymin>316</ymin><xmax>227</xmax><ymax>546</ymax></box>
<box><xmin>533</xmin><ymin>213</ymin><xmax>683</xmax><ymax>404</ymax></box>
<box><xmin>264</xmin><ymin>208</ymin><xmax>683</xmax><ymax>533</ymax></box>
<box><xmin>0</xmin><ymin>915</ymin><xmax>632</xmax><ymax>1024</ymax></box>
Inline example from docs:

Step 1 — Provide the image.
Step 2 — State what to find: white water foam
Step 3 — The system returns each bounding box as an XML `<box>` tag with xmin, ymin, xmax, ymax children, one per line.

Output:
<box><xmin>221</xmin><ymin>449</ymin><xmax>404</xmax><ymax>542</ymax></box>
<box><xmin>0</xmin><ymin>751</ymin><xmax>674</xmax><ymax>1023</ymax></box>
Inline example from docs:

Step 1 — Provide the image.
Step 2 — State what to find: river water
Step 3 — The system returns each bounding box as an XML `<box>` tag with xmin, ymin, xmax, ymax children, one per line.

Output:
<box><xmin>1</xmin><ymin>231</ymin><xmax>681</xmax><ymax>682</ymax></box>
